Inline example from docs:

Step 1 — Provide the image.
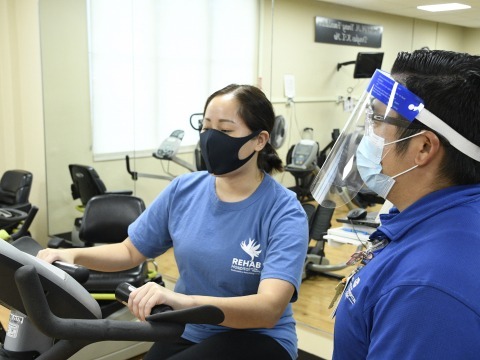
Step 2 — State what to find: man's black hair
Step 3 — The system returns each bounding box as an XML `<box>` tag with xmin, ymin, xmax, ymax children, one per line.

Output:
<box><xmin>391</xmin><ymin>50</ymin><xmax>480</xmax><ymax>185</ymax></box>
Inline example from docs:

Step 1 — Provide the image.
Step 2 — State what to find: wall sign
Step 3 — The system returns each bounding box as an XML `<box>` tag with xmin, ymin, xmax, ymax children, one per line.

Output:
<box><xmin>314</xmin><ymin>16</ymin><xmax>383</xmax><ymax>48</ymax></box>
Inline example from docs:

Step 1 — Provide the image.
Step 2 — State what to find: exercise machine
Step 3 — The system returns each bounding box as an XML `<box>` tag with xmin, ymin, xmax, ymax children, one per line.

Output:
<box><xmin>285</xmin><ymin>138</ymin><xmax>320</xmax><ymax>202</ymax></box>
<box><xmin>285</xmin><ymin>128</ymin><xmax>339</xmax><ymax>202</ymax></box>
<box><xmin>300</xmin><ymin>201</ymin><xmax>345</xmax><ymax>280</ymax></box>
<box><xmin>0</xmin><ymin>206</ymin><xmax>38</xmax><ymax>242</ymax></box>
<box><xmin>126</xmin><ymin>129</ymin><xmax>197</xmax><ymax>182</ymax></box>
<box><xmin>301</xmin><ymin>203</ymin><xmax>379</xmax><ymax>280</ymax></box>
<box><xmin>126</xmin><ymin>113</ymin><xmax>206</xmax><ymax>182</ymax></box>
<box><xmin>44</xmin><ymin>195</ymin><xmax>169</xmax><ymax>359</ymax></box>
<box><xmin>0</xmin><ymin>236</ymin><xmax>224</xmax><ymax>360</ymax></box>
<box><xmin>0</xmin><ymin>170</ymin><xmax>34</xmax><ymax>237</ymax></box>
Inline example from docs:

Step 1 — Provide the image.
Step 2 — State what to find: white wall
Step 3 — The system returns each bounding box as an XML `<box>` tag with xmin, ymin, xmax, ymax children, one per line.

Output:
<box><xmin>464</xmin><ymin>28</ymin><xmax>480</xmax><ymax>54</ymax></box>
<box><xmin>0</xmin><ymin>0</ymin><xmax>48</xmax><ymax>242</ymax></box>
<box><xmin>262</xmin><ymin>0</ymin><xmax>470</xmax><ymax>164</ymax></box>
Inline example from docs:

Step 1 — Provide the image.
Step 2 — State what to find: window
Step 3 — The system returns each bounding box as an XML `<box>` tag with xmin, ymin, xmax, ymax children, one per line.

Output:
<box><xmin>87</xmin><ymin>0</ymin><xmax>259</xmax><ymax>160</ymax></box>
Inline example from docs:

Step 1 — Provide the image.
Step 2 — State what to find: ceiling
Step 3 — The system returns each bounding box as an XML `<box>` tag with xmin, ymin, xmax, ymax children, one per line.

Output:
<box><xmin>318</xmin><ymin>0</ymin><xmax>480</xmax><ymax>28</ymax></box>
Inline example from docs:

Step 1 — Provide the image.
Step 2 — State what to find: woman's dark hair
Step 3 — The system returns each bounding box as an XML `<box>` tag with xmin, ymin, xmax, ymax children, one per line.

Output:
<box><xmin>391</xmin><ymin>50</ymin><xmax>480</xmax><ymax>185</ymax></box>
<box><xmin>203</xmin><ymin>84</ymin><xmax>283</xmax><ymax>174</ymax></box>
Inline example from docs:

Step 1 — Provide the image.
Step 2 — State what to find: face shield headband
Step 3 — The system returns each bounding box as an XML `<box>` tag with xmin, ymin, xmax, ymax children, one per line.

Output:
<box><xmin>310</xmin><ymin>69</ymin><xmax>480</xmax><ymax>209</ymax></box>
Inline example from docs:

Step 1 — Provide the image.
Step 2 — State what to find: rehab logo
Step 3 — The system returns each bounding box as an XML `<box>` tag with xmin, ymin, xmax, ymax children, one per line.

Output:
<box><xmin>231</xmin><ymin>238</ymin><xmax>262</xmax><ymax>275</ymax></box>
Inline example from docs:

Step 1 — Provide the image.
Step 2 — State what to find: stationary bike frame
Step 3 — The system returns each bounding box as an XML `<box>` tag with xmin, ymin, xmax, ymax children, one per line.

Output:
<box><xmin>0</xmin><ymin>237</ymin><xmax>224</xmax><ymax>360</ymax></box>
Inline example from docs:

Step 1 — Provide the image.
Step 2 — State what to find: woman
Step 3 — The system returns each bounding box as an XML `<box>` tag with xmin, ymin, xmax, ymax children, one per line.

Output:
<box><xmin>38</xmin><ymin>84</ymin><xmax>309</xmax><ymax>359</ymax></box>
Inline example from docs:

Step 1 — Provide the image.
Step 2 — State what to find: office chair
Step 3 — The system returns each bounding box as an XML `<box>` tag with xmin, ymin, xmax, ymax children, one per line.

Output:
<box><xmin>69</xmin><ymin>164</ymin><xmax>132</xmax><ymax>211</ymax></box>
<box><xmin>0</xmin><ymin>170</ymin><xmax>33</xmax><ymax>234</ymax></box>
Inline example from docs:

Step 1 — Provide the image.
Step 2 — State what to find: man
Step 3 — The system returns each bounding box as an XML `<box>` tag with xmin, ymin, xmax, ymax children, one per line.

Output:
<box><xmin>312</xmin><ymin>50</ymin><xmax>480</xmax><ymax>359</ymax></box>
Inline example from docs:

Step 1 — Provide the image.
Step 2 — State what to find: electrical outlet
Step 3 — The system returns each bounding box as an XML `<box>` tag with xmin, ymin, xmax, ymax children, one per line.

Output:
<box><xmin>284</xmin><ymin>75</ymin><xmax>295</xmax><ymax>99</ymax></box>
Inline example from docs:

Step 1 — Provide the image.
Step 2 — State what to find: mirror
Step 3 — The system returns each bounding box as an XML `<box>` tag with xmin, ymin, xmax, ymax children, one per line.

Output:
<box><xmin>40</xmin><ymin>0</ymin><xmax>95</xmax><ymax>237</ymax></box>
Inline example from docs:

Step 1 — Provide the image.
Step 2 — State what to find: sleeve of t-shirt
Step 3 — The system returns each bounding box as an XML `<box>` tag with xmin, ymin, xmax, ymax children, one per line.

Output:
<box><xmin>366</xmin><ymin>284</ymin><xmax>480</xmax><ymax>359</ymax></box>
<box><xmin>128</xmin><ymin>177</ymin><xmax>180</xmax><ymax>258</ymax></box>
<box><xmin>260</xmin><ymin>195</ymin><xmax>309</xmax><ymax>302</ymax></box>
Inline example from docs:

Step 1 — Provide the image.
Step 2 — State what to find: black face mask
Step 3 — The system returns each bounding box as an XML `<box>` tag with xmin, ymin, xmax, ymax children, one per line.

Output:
<box><xmin>200</xmin><ymin>129</ymin><xmax>261</xmax><ymax>175</ymax></box>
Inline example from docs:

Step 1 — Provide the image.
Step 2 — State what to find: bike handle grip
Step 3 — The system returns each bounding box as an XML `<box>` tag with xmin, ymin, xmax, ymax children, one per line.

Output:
<box><xmin>115</xmin><ymin>282</ymin><xmax>173</xmax><ymax>314</ymax></box>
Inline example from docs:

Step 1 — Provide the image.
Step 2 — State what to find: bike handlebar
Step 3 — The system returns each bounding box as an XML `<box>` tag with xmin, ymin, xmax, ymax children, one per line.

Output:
<box><xmin>13</xmin><ymin>264</ymin><xmax>224</xmax><ymax>359</ymax></box>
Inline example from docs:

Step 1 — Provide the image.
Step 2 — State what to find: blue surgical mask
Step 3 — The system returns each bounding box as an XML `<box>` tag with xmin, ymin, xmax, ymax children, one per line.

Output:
<box><xmin>356</xmin><ymin>131</ymin><xmax>423</xmax><ymax>198</ymax></box>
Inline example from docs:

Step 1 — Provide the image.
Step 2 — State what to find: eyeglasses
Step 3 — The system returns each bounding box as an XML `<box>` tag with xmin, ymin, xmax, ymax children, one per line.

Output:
<box><xmin>365</xmin><ymin>108</ymin><xmax>450</xmax><ymax>146</ymax></box>
<box><xmin>365</xmin><ymin>108</ymin><xmax>423</xmax><ymax>129</ymax></box>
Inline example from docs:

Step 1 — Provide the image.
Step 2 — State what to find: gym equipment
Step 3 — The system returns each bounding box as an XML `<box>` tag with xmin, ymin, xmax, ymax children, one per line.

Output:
<box><xmin>47</xmin><ymin>194</ymin><xmax>159</xmax><ymax>314</ymax></box>
<box><xmin>126</xmin><ymin>112</ymin><xmax>215</xmax><ymax>182</ymax></box>
<box><xmin>69</xmin><ymin>164</ymin><xmax>133</xmax><ymax>212</ymax></box>
<box><xmin>301</xmin><ymin>201</ymin><xmax>343</xmax><ymax>280</ymax></box>
<box><xmin>285</xmin><ymin>128</ymin><xmax>324</xmax><ymax>202</ymax></box>
<box><xmin>0</xmin><ymin>206</ymin><xmax>38</xmax><ymax>344</ymax></box>
<box><xmin>302</xmin><ymin>202</ymin><xmax>381</xmax><ymax>280</ymax></box>
<box><xmin>288</xmin><ymin>139</ymin><xmax>319</xmax><ymax>171</ymax></box>
<box><xmin>51</xmin><ymin>164</ymin><xmax>134</xmax><ymax>246</ymax></box>
<box><xmin>49</xmin><ymin>193</ymin><xmax>144</xmax><ymax>249</ymax></box>
<box><xmin>0</xmin><ymin>170</ymin><xmax>33</xmax><ymax>235</ymax></box>
<box><xmin>126</xmin><ymin>129</ymin><xmax>198</xmax><ymax>182</ymax></box>
<box><xmin>0</xmin><ymin>206</ymin><xmax>38</xmax><ymax>242</ymax></box>
<box><xmin>0</xmin><ymin>236</ymin><xmax>224</xmax><ymax>360</ymax></box>
<box><xmin>286</xmin><ymin>128</ymin><xmax>383</xmax><ymax>208</ymax></box>
<box><xmin>0</xmin><ymin>170</ymin><xmax>33</xmax><ymax>213</ymax></box>
<box><xmin>45</xmin><ymin>196</ymin><xmax>176</xmax><ymax>359</ymax></box>
<box><xmin>154</xmin><ymin>130</ymin><xmax>187</xmax><ymax>160</ymax></box>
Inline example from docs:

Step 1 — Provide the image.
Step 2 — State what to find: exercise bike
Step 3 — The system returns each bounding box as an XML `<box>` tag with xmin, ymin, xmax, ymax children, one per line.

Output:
<box><xmin>0</xmin><ymin>206</ymin><xmax>38</xmax><ymax>344</ymax></box>
<box><xmin>0</xmin><ymin>236</ymin><xmax>224</xmax><ymax>360</ymax></box>
<box><xmin>45</xmin><ymin>194</ymin><xmax>175</xmax><ymax>359</ymax></box>
<box><xmin>126</xmin><ymin>113</ymin><xmax>206</xmax><ymax>182</ymax></box>
<box><xmin>0</xmin><ymin>206</ymin><xmax>38</xmax><ymax>243</ymax></box>
<box><xmin>285</xmin><ymin>128</ymin><xmax>339</xmax><ymax>203</ymax></box>
<box><xmin>284</xmin><ymin>129</ymin><xmax>369</xmax><ymax>280</ymax></box>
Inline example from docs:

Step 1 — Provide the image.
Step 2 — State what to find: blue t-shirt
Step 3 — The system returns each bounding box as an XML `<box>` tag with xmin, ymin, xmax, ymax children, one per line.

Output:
<box><xmin>333</xmin><ymin>184</ymin><xmax>480</xmax><ymax>359</ymax></box>
<box><xmin>129</xmin><ymin>171</ymin><xmax>309</xmax><ymax>359</ymax></box>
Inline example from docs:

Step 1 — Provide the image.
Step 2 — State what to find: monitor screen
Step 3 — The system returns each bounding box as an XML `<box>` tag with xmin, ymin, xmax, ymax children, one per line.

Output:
<box><xmin>353</xmin><ymin>52</ymin><xmax>384</xmax><ymax>79</ymax></box>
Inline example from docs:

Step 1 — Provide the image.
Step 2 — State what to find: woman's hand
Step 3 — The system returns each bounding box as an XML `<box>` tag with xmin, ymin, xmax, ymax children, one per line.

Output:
<box><xmin>36</xmin><ymin>240</ymin><xmax>146</xmax><ymax>273</ymax></box>
<box><xmin>128</xmin><ymin>281</ymin><xmax>191</xmax><ymax>321</ymax></box>
<box><xmin>37</xmin><ymin>248</ymin><xmax>75</xmax><ymax>264</ymax></box>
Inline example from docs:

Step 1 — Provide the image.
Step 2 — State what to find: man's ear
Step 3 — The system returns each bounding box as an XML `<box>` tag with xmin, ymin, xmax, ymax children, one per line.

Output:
<box><xmin>415</xmin><ymin>131</ymin><xmax>442</xmax><ymax>165</ymax></box>
<box><xmin>255</xmin><ymin>130</ymin><xmax>270</xmax><ymax>151</ymax></box>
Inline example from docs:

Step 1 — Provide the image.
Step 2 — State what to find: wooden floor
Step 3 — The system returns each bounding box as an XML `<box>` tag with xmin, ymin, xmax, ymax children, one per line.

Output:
<box><xmin>293</xmin><ymin>244</ymin><xmax>359</xmax><ymax>334</ymax></box>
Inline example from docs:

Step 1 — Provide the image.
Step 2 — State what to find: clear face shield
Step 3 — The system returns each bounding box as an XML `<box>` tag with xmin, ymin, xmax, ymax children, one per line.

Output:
<box><xmin>311</xmin><ymin>69</ymin><xmax>480</xmax><ymax>209</ymax></box>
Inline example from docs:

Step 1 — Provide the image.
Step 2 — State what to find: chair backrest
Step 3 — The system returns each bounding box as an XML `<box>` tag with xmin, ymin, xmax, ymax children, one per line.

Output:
<box><xmin>79</xmin><ymin>194</ymin><xmax>146</xmax><ymax>245</ymax></box>
<box><xmin>69</xmin><ymin>164</ymin><xmax>107</xmax><ymax>206</ymax></box>
<box><xmin>302</xmin><ymin>200</ymin><xmax>335</xmax><ymax>241</ymax></box>
<box><xmin>0</xmin><ymin>170</ymin><xmax>33</xmax><ymax>211</ymax></box>
<box><xmin>309</xmin><ymin>202</ymin><xmax>335</xmax><ymax>241</ymax></box>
